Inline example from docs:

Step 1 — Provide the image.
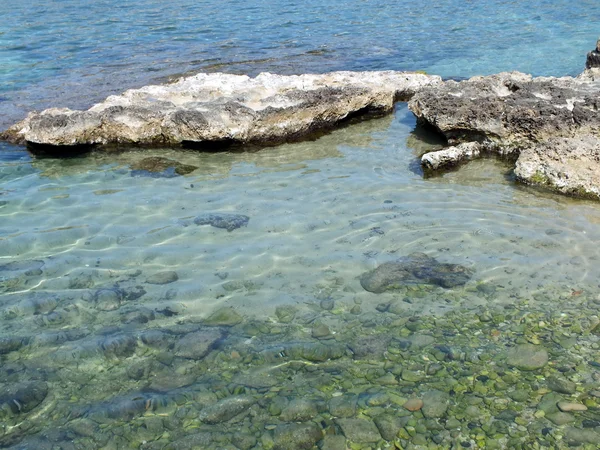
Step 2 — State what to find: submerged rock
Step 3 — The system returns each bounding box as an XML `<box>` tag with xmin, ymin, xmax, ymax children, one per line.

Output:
<box><xmin>506</xmin><ymin>344</ymin><xmax>548</xmax><ymax>371</ymax></box>
<box><xmin>3</xmin><ymin>71</ymin><xmax>441</xmax><ymax>148</ymax></box>
<box><xmin>0</xmin><ymin>382</ymin><xmax>48</xmax><ymax>419</ymax></box>
<box><xmin>146</xmin><ymin>271</ymin><xmax>179</xmax><ymax>285</ymax></box>
<box><xmin>198</xmin><ymin>395</ymin><xmax>255</xmax><ymax>424</ymax></box>
<box><xmin>360</xmin><ymin>252</ymin><xmax>473</xmax><ymax>293</ymax></box>
<box><xmin>174</xmin><ymin>328</ymin><xmax>224</xmax><ymax>359</ymax></box>
<box><xmin>409</xmin><ymin>52</ymin><xmax>600</xmax><ymax>199</ymax></box>
<box><xmin>194</xmin><ymin>213</ymin><xmax>249</xmax><ymax>231</ymax></box>
<box><xmin>273</xmin><ymin>423</ymin><xmax>323</xmax><ymax>450</ymax></box>
<box><xmin>130</xmin><ymin>156</ymin><xmax>198</xmax><ymax>178</ymax></box>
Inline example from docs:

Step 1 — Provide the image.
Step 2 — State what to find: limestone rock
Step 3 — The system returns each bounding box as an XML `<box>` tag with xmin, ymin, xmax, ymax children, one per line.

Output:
<box><xmin>408</xmin><ymin>65</ymin><xmax>600</xmax><ymax>199</ymax></box>
<box><xmin>3</xmin><ymin>71</ymin><xmax>441</xmax><ymax>148</ymax></box>
<box><xmin>422</xmin><ymin>142</ymin><xmax>483</xmax><ymax>171</ymax></box>
<box><xmin>360</xmin><ymin>252</ymin><xmax>473</xmax><ymax>293</ymax></box>
<box><xmin>515</xmin><ymin>136</ymin><xmax>600</xmax><ymax>199</ymax></box>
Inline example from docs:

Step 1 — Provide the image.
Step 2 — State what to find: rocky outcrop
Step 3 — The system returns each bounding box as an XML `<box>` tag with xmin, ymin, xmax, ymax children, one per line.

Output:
<box><xmin>409</xmin><ymin>50</ymin><xmax>600</xmax><ymax>198</ymax></box>
<box><xmin>2</xmin><ymin>71</ymin><xmax>441</xmax><ymax>149</ymax></box>
<box><xmin>586</xmin><ymin>38</ymin><xmax>600</xmax><ymax>69</ymax></box>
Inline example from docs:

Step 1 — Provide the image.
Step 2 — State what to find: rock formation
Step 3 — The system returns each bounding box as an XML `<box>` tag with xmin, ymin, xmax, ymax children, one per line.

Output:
<box><xmin>2</xmin><ymin>71</ymin><xmax>440</xmax><ymax>150</ymax></box>
<box><xmin>409</xmin><ymin>40</ymin><xmax>600</xmax><ymax>199</ymax></box>
<box><xmin>586</xmin><ymin>38</ymin><xmax>600</xmax><ymax>69</ymax></box>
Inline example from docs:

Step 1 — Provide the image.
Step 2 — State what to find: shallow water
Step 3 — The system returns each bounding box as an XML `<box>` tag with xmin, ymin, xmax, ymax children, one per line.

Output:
<box><xmin>3</xmin><ymin>1</ymin><xmax>600</xmax><ymax>449</ymax></box>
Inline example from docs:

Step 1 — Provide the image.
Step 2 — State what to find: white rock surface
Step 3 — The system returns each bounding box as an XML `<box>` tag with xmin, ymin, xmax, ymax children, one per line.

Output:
<box><xmin>3</xmin><ymin>71</ymin><xmax>441</xmax><ymax>148</ymax></box>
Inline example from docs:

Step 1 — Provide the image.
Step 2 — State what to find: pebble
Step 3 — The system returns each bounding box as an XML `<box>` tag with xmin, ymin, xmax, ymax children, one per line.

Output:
<box><xmin>403</xmin><ymin>398</ymin><xmax>424</xmax><ymax>411</ymax></box>
<box><xmin>557</xmin><ymin>402</ymin><xmax>588</xmax><ymax>412</ymax></box>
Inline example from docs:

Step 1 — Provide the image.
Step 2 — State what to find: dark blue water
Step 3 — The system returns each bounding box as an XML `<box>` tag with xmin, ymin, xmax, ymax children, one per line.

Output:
<box><xmin>1</xmin><ymin>0</ymin><xmax>599</xmax><ymax>130</ymax></box>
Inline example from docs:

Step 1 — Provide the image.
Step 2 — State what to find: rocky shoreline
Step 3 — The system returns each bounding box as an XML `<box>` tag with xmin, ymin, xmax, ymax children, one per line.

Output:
<box><xmin>3</xmin><ymin>41</ymin><xmax>600</xmax><ymax>200</ymax></box>
<box><xmin>0</xmin><ymin>71</ymin><xmax>440</xmax><ymax>148</ymax></box>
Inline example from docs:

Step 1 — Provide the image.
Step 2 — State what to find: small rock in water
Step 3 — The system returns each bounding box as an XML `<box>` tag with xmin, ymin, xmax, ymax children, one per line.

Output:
<box><xmin>194</xmin><ymin>213</ymin><xmax>249</xmax><ymax>232</ymax></box>
<box><xmin>564</xmin><ymin>427</ymin><xmax>600</xmax><ymax>445</ymax></box>
<box><xmin>130</xmin><ymin>157</ymin><xmax>198</xmax><ymax>178</ymax></box>
<box><xmin>557</xmin><ymin>402</ymin><xmax>588</xmax><ymax>412</ymax></box>
<box><xmin>198</xmin><ymin>395</ymin><xmax>255</xmax><ymax>424</ymax></box>
<box><xmin>320</xmin><ymin>298</ymin><xmax>335</xmax><ymax>310</ymax></box>
<box><xmin>506</xmin><ymin>344</ymin><xmax>548</xmax><ymax>371</ymax></box>
<box><xmin>0</xmin><ymin>382</ymin><xmax>48</xmax><ymax>419</ymax></box>
<box><xmin>146</xmin><ymin>271</ymin><xmax>179</xmax><ymax>285</ymax></box>
<box><xmin>203</xmin><ymin>307</ymin><xmax>243</xmax><ymax>326</ymax></box>
<box><xmin>311</xmin><ymin>323</ymin><xmax>332</xmax><ymax>339</ymax></box>
<box><xmin>421</xmin><ymin>390</ymin><xmax>449</xmax><ymax>418</ymax></box>
<box><xmin>329</xmin><ymin>395</ymin><xmax>357</xmax><ymax>418</ymax></box>
<box><xmin>280</xmin><ymin>398</ymin><xmax>318</xmax><ymax>422</ymax></box>
<box><xmin>360</xmin><ymin>252</ymin><xmax>473</xmax><ymax>293</ymax></box>
<box><xmin>403</xmin><ymin>398</ymin><xmax>424</xmax><ymax>411</ymax></box>
<box><xmin>272</xmin><ymin>423</ymin><xmax>323</xmax><ymax>450</ymax></box>
<box><xmin>175</xmin><ymin>328</ymin><xmax>224</xmax><ymax>359</ymax></box>
<box><xmin>275</xmin><ymin>305</ymin><xmax>297</xmax><ymax>323</ymax></box>
<box><xmin>547</xmin><ymin>375</ymin><xmax>576</xmax><ymax>394</ymax></box>
<box><xmin>335</xmin><ymin>418</ymin><xmax>381</xmax><ymax>443</ymax></box>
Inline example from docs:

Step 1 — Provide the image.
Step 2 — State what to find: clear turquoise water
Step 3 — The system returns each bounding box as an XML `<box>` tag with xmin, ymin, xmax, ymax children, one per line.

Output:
<box><xmin>2</xmin><ymin>2</ymin><xmax>600</xmax><ymax>449</ymax></box>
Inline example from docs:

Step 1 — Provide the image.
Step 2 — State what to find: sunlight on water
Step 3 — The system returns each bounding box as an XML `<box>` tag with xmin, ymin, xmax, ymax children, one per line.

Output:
<box><xmin>2</xmin><ymin>1</ymin><xmax>600</xmax><ymax>448</ymax></box>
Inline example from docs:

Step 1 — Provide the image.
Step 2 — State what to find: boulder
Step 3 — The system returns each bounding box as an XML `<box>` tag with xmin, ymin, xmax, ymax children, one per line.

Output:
<box><xmin>3</xmin><ymin>71</ymin><xmax>441</xmax><ymax>149</ymax></box>
<box><xmin>408</xmin><ymin>45</ymin><xmax>600</xmax><ymax>199</ymax></box>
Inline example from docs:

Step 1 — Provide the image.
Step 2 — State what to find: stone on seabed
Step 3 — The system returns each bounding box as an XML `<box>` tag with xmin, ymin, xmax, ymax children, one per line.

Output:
<box><xmin>2</xmin><ymin>71</ymin><xmax>440</xmax><ymax>148</ymax></box>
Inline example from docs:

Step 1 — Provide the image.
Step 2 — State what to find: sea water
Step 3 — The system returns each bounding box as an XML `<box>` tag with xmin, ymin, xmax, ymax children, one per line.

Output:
<box><xmin>2</xmin><ymin>1</ymin><xmax>600</xmax><ymax>448</ymax></box>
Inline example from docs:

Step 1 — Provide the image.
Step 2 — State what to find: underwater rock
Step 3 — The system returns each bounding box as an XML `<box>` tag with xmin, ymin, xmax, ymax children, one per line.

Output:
<box><xmin>409</xmin><ymin>61</ymin><xmax>600</xmax><ymax>199</ymax></box>
<box><xmin>329</xmin><ymin>395</ymin><xmax>358</xmax><ymax>418</ymax></box>
<box><xmin>0</xmin><ymin>336</ymin><xmax>27</xmax><ymax>354</ymax></box>
<box><xmin>280</xmin><ymin>398</ymin><xmax>318</xmax><ymax>422</ymax></box>
<box><xmin>421</xmin><ymin>390</ymin><xmax>450</xmax><ymax>419</ymax></box>
<box><xmin>0</xmin><ymin>259</ymin><xmax>44</xmax><ymax>273</ymax></box>
<box><xmin>506</xmin><ymin>344</ymin><xmax>548</xmax><ymax>371</ymax></box>
<box><xmin>3</xmin><ymin>71</ymin><xmax>441</xmax><ymax>148</ymax></box>
<box><xmin>0</xmin><ymin>382</ymin><xmax>48</xmax><ymax>419</ymax></box>
<box><xmin>130</xmin><ymin>156</ymin><xmax>198</xmax><ymax>178</ymax></box>
<box><xmin>174</xmin><ymin>328</ymin><xmax>224</xmax><ymax>359</ymax></box>
<box><xmin>194</xmin><ymin>213</ymin><xmax>250</xmax><ymax>231</ymax></box>
<box><xmin>203</xmin><ymin>307</ymin><xmax>243</xmax><ymax>327</ymax></box>
<box><xmin>198</xmin><ymin>395</ymin><xmax>255</xmax><ymax>424</ymax></box>
<box><xmin>146</xmin><ymin>271</ymin><xmax>179</xmax><ymax>285</ymax></box>
<box><xmin>335</xmin><ymin>418</ymin><xmax>382</xmax><ymax>443</ymax></box>
<box><xmin>360</xmin><ymin>252</ymin><xmax>473</xmax><ymax>293</ymax></box>
<box><xmin>93</xmin><ymin>287</ymin><xmax>125</xmax><ymax>311</ymax></box>
<box><xmin>273</xmin><ymin>423</ymin><xmax>323</xmax><ymax>450</ymax></box>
